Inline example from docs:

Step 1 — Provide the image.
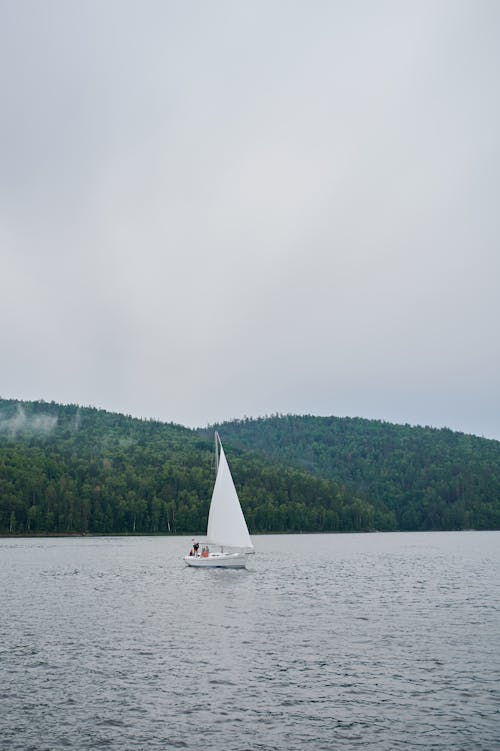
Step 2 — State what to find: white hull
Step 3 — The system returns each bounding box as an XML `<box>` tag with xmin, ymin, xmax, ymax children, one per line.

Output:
<box><xmin>183</xmin><ymin>552</ymin><xmax>247</xmax><ymax>569</ymax></box>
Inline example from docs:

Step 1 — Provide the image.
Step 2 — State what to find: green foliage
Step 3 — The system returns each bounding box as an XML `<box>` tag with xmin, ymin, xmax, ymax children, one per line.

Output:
<box><xmin>1</xmin><ymin>401</ymin><xmax>499</xmax><ymax>535</ymax></box>
<box><xmin>0</xmin><ymin>399</ymin><xmax>364</xmax><ymax>535</ymax></box>
<box><xmin>200</xmin><ymin>415</ymin><xmax>500</xmax><ymax>531</ymax></box>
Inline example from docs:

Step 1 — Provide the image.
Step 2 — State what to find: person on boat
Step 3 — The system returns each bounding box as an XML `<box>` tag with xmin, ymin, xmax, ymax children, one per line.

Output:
<box><xmin>193</xmin><ymin>541</ymin><xmax>200</xmax><ymax>556</ymax></box>
<box><xmin>201</xmin><ymin>546</ymin><xmax>208</xmax><ymax>558</ymax></box>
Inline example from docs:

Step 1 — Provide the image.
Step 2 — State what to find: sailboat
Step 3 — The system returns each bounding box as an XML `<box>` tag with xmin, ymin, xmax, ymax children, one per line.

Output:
<box><xmin>183</xmin><ymin>432</ymin><xmax>254</xmax><ymax>568</ymax></box>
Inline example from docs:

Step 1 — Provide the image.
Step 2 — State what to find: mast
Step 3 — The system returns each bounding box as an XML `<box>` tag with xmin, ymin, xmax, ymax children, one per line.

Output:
<box><xmin>214</xmin><ymin>431</ymin><xmax>221</xmax><ymax>551</ymax></box>
<box><xmin>214</xmin><ymin>431</ymin><xmax>219</xmax><ymax>475</ymax></box>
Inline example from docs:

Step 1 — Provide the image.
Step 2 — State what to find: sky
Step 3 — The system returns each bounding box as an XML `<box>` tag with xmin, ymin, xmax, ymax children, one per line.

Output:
<box><xmin>1</xmin><ymin>1</ymin><xmax>499</xmax><ymax>439</ymax></box>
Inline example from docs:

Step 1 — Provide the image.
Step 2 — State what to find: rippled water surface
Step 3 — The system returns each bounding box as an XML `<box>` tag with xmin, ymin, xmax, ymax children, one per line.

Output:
<box><xmin>1</xmin><ymin>532</ymin><xmax>499</xmax><ymax>750</ymax></box>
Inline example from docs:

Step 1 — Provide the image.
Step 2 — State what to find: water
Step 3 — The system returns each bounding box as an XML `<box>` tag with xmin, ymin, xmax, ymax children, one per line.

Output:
<box><xmin>1</xmin><ymin>532</ymin><xmax>499</xmax><ymax>751</ymax></box>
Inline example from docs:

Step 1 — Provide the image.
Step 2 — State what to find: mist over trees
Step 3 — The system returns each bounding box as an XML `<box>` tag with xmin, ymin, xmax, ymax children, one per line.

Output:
<box><xmin>1</xmin><ymin>399</ymin><xmax>499</xmax><ymax>535</ymax></box>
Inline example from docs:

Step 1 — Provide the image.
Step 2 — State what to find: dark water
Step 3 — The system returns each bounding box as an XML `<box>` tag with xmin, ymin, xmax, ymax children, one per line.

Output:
<box><xmin>1</xmin><ymin>532</ymin><xmax>499</xmax><ymax>751</ymax></box>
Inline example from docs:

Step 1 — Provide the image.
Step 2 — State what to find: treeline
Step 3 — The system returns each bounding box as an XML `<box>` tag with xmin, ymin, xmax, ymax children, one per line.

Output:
<box><xmin>200</xmin><ymin>414</ymin><xmax>500</xmax><ymax>531</ymax></box>
<box><xmin>0</xmin><ymin>400</ymin><xmax>383</xmax><ymax>535</ymax></box>
<box><xmin>1</xmin><ymin>400</ymin><xmax>499</xmax><ymax>535</ymax></box>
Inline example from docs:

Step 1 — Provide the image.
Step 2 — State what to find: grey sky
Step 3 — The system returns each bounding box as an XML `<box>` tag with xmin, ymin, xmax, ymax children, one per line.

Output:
<box><xmin>1</xmin><ymin>1</ymin><xmax>499</xmax><ymax>438</ymax></box>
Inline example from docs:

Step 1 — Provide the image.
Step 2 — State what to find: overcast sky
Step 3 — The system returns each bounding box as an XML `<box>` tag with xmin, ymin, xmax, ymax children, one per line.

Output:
<box><xmin>1</xmin><ymin>1</ymin><xmax>499</xmax><ymax>439</ymax></box>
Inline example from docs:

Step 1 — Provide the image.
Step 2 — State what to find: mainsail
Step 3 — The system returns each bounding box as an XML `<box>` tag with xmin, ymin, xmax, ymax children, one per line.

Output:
<box><xmin>206</xmin><ymin>436</ymin><xmax>254</xmax><ymax>551</ymax></box>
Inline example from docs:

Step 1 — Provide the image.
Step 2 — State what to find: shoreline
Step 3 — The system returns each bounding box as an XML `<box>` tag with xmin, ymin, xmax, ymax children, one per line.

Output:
<box><xmin>0</xmin><ymin>528</ymin><xmax>488</xmax><ymax>539</ymax></box>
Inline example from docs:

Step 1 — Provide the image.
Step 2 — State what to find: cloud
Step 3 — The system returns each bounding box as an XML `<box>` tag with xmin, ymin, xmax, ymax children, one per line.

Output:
<box><xmin>1</xmin><ymin>1</ymin><xmax>499</xmax><ymax>439</ymax></box>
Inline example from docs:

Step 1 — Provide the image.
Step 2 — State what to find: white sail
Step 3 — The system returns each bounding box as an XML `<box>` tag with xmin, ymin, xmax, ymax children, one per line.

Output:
<box><xmin>206</xmin><ymin>438</ymin><xmax>254</xmax><ymax>551</ymax></box>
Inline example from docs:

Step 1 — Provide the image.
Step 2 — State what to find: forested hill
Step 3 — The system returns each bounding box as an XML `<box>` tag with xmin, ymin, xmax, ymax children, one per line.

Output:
<box><xmin>199</xmin><ymin>415</ymin><xmax>500</xmax><ymax>531</ymax></box>
<box><xmin>0</xmin><ymin>399</ymin><xmax>362</xmax><ymax>535</ymax></box>
<box><xmin>1</xmin><ymin>399</ymin><xmax>499</xmax><ymax>535</ymax></box>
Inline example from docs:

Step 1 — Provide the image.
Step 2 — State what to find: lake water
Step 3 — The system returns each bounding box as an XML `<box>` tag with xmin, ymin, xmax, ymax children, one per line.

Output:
<box><xmin>1</xmin><ymin>532</ymin><xmax>499</xmax><ymax>750</ymax></box>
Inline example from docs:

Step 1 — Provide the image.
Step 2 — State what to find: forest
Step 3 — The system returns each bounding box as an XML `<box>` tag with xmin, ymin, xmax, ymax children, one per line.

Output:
<box><xmin>1</xmin><ymin>399</ymin><xmax>500</xmax><ymax>535</ymax></box>
<box><xmin>201</xmin><ymin>414</ymin><xmax>500</xmax><ymax>531</ymax></box>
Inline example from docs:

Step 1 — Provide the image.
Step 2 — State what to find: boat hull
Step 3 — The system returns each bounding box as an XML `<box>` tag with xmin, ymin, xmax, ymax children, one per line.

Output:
<box><xmin>183</xmin><ymin>552</ymin><xmax>247</xmax><ymax>569</ymax></box>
